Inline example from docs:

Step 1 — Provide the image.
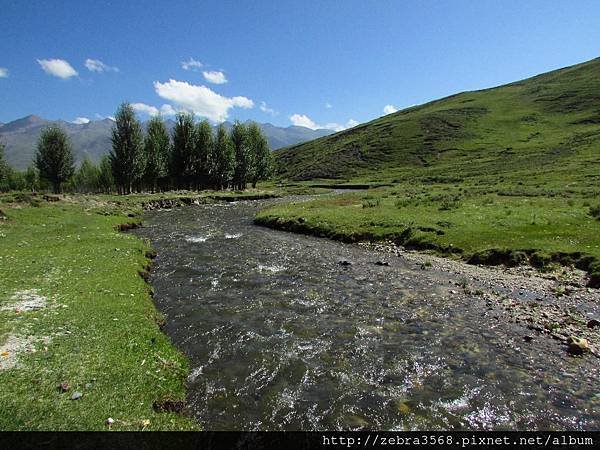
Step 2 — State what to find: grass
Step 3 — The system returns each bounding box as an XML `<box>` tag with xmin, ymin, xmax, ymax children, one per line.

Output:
<box><xmin>255</xmin><ymin>184</ymin><xmax>600</xmax><ymax>286</ymax></box>
<box><xmin>0</xmin><ymin>193</ymin><xmax>200</xmax><ymax>430</ymax></box>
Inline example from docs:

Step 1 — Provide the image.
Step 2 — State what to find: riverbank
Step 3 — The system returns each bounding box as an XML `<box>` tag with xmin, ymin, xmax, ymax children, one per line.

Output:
<box><xmin>0</xmin><ymin>188</ymin><xmax>280</xmax><ymax>430</ymax></box>
<box><xmin>254</xmin><ymin>186</ymin><xmax>600</xmax><ymax>288</ymax></box>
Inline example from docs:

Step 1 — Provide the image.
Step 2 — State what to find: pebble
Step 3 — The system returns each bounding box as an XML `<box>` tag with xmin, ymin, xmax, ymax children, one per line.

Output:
<box><xmin>70</xmin><ymin>391</ymin><xmax>83</xmax><ymax>401</ymax></box>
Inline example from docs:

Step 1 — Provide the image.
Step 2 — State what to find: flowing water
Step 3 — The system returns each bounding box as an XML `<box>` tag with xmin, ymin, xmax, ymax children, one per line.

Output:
<box><xmin>136</xmin><ymin>199</ymin><xmax>599</xmax><ymax>430</ymax></box>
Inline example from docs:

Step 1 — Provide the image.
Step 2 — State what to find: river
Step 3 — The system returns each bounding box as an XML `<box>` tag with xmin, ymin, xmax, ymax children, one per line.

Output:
<box><xmin>135</xmin><ymin>198</ymin><xmax>599</xmax><ymax>430</ymax></box>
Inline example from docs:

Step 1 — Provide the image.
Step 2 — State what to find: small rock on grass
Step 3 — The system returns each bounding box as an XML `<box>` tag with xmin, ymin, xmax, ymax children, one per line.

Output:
<box><xmin>70</xmin><ymin>391</ymin><xmax>83</xmax><ymax>400</ymax></box>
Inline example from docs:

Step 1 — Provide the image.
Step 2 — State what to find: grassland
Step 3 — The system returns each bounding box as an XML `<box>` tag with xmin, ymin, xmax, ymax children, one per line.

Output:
<box><xmin>256</xmin><ymin>184</ymin><xmax>600</xmax><ymax>285</ymax></box>
<box><xmin>0</xmin><ymin>188</ymin><xmax>284</xmax><ymax>430</ymax></box>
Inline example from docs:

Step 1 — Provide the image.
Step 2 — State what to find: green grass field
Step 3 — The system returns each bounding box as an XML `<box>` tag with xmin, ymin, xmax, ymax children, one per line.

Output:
<box><xmin>0</xmin><ymin>194</ymin><xmax>199</xmax><ymax>430</ymax></box>
<box><xmin>256</xmin><ymin>184</ymin><xmax>600</xmax><ymax>286</ymax></box>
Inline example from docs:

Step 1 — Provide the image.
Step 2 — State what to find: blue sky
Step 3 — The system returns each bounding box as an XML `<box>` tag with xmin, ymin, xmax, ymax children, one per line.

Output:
<box><xmin>1</xmin><ymin>0</ymin><xmax>599</xmax><ymax>129</ymax></box>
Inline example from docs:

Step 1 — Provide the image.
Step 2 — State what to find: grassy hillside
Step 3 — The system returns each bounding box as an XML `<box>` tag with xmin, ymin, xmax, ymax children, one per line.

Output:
<box><xmin>259</xmin><ymin>58</ymin><xmax>600</xmax><ymax>286</ymax></box>
<box><xmin>276</xmin><ymin>57</ymin><xmax>600</xmax><ymax>189</ymax></box>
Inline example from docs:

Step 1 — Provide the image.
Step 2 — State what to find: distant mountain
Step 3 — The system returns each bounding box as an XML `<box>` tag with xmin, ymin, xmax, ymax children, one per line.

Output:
<box><xmin>0</xmin><ymin>116</ymin><xmax>333</xmax><ymax>170</ymax></box>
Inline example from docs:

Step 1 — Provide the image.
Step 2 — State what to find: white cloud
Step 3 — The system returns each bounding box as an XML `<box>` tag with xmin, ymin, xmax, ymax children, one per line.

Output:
<box><xmin>160</xmin><ymin>104</ymin><xmax>177</xmax><ymax>116</ymax></box>
<box><xmin>181</xmin><ymin>58</ymin><xmax>203</xmax><ymax>71</ymax></box>
<box><xmin>383</xmin><ymin>104</ymin><xmax>398</xmax><ymax>115</ymax></box>
<box><xmin>37</xmin><ymin>58</ymin><xmax>78</xmax><ymax>79</ymax></box>
<box><xmin>0</xmin><ymin>67</ymin><xmax>8</xmax><ymax>78</ymax></box>
<box><xmin>259</xmin><ymin>101</ymin><xmax>278</xmax><ymax>116</ymax></box>
<box><xmin>131</xmin><ymin>102</ymin><xmax>160</xmax><ymax>116</ymax></box>
<box><xmin>290</xmin><ymin>114</ymin><xmax>319</xmax><ymax>130</ymax></box>
<box><xmin>202</xmin><ymin>70</ymin><xmax>227</xmax><ymax>84</ymax></box>
<box><xmin>72</xmin><ymin>117</ymin><xmax>90</xmax><ymax>124</ymax></box>
<box><xmin>325</xmin><ymin>102</ymin><xmax>332</xmax><ymax>109</ymax></box>
<box><xmin>85</xmin><ymin>58</ymin><xmax>119</xmax><ymax>73</ymax></box>
<box><xmin>290</xmin><ymin>114</ymin><xmax>359</xmax><ymax>131</ymax></box>
<box><xmin>154</xmin><ymin>79</ymin><xmax>254</xmax><ymax>122</ymax></box>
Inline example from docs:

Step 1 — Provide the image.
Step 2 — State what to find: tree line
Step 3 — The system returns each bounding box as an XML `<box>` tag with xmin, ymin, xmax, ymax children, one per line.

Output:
<box><xmin>0</xmin><ymin>102</ymin><xmax>272</xmax><ymax>194</ymax></box>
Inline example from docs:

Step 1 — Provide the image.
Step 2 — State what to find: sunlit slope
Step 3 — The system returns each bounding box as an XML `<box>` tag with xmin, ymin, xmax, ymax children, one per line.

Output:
<box><xmin>276</xmin><ymin>58</ymin><xmax>600</xmax><ymax>184</ymax></box>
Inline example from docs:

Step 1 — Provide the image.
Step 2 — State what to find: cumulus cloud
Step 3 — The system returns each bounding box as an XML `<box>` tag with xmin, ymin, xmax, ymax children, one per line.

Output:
<box><xmin>290</xmin><ymin>114</ymin><xmax>359</xmax><ymax>131</ymax></box>
<box><xmin>85</xmin><ymin>58</ymin><xmax>119</xmax><ymax>73</ymax></box>
<box><xmin>181</xmin><ymin>58</ymin><xmax>203</xmax><ymax>71</ymax></box>
<box><xmin>153</xmin><ymin>79</ymin><xmax>253</xmax><ymax>122</ymax></box>
<box><xmin>72</xmin><ymin>117</ymin><xmax>90</xmax><ymax>124</ymax></box>
<box><xmin>131</xmin><ymin>102</ymin><xmax>160</xmax><ymax>116</ymax></box>
<box><xmin>202</xmin><ymin>70</ymin><xmax>227</xmax><ymax>84</ymax></box>
<box><xmin>160</xmin><ymin>104</ymin><xmax>177</xmax><ymax>116</ymax></box>
<box><xmin>289</xmin><ymin>114</ymin><xmax>319</xmax><ymax>129</ymax></box>
<box><xmin>131</xmin><ymin>103</ymin><xmax>179</xmax><ymax>117</ymax></box>
<box><xmin>37</xmin><ymin>58</ymin><xmax>78</xmax><ymax>79</ymax></box>
<box><xmin>0</xmin><ymin>67</ymin><xmax>8</xmax><ymax>78</ymax></box>
<box><xmin>383</xmin><ymin>104</ymin><xmax>398</xmax><ymax>115</ymax></box>
<box><xmin>259</xmin><ymin>101</ymin><xmax>278</xmax><ymax>116</ymax></box>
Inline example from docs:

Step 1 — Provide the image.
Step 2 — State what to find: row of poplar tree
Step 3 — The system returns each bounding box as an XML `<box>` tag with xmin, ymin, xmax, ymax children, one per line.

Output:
<box><xmin>0</xmin><ymin>102</ymin><xmax>273</xmax><ymax>194</ymax></box>
<box><xmin>110</xmin><ymin>103</ymin><xmax>272</xmax><ymax>194</ymax></box>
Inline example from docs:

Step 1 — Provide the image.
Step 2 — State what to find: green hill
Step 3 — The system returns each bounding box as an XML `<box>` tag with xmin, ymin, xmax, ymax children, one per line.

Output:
<box><xmin>259</xmin><ymin>58</ymin><xmax>600</xmax><ymax>286</ymax></box>
<box><xmin>276</xmin><ymin>57</ymin><xmax>600</xmax><ymax>188</ymax></box>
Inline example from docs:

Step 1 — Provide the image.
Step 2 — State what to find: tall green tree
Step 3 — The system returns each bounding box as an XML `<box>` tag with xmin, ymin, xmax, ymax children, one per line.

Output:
<box><xmin>211</xmin><ymin>124</ymin><xmax>235</xmax><ymax>190</ymax></box>
<box><xmin>34</xmin><ymin>126</ymin><xmax>75</xmax><ymax>193</ymax></box>
<box><xmin>73</xmin><ymin>157</ymin><xmax>100</xmax><ymax>193</ymax></box>
<box><xmin>247</xmin><ymin>122</ymin><xmax>272</xmax><ymax>188</ymax></box>
<box><xmin>143</xmin><ymin>116</ymin><xmax>170</xmax><ymax>192</ymax></box>
<box><xmin>231</xmin><ymin>121</ymin><xmax>249</xmax><ymax>191</ymax></box>
<box><xmin>170</xmin><ymin>112</ymin><xmax>196</xmax><ymax>189</ymax></box>
<box><xmin>109</xmin><ymin>103</ymin><xmax>144</xmax><ymax>194</ymax></box>
<box><xmin>194</xmin><ymin>119</ymin><xmax>213</xmax><ymax>189</ymax></box>
<box><xmin>98</xmin><ymin>155</ymin><xmax>115</xmax><ymax>193</ymax></box>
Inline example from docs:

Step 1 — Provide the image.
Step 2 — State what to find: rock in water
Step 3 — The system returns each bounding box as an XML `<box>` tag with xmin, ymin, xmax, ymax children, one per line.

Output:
<box><xmin>566</xmin><ymin>336</ymin><xmax>589</xmax><ymax>355</ymax></box>
<box><xmin>339</xmin><ymin>260</ymin><xmax>352</xmax><ymax>266</ymax></box>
